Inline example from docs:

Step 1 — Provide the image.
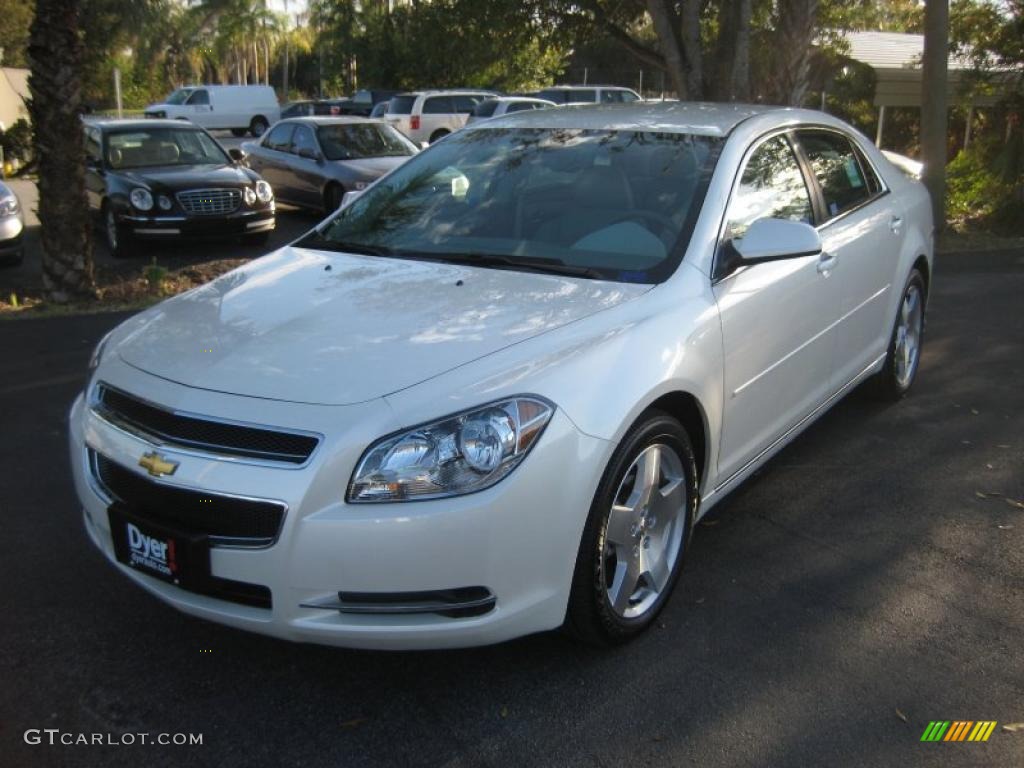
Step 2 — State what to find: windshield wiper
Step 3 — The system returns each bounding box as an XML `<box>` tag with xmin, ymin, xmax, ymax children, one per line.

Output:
<box><xmin>415</xmin><ymin>252</ymin><xmax>606</xmax><ymax>280</ymax></box>
<box><xmin>300</xmin><ymin>233</ymin><xmax>395</xmax><ymax>257</ymax></box>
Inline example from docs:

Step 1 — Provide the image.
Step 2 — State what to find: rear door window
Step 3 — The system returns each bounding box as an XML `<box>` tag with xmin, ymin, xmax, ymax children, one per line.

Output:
<box><xmin>264</xmin><ymin>123</ymin><xmax>294</xmax><ymax>152</ymax></box>
<box><xmin>423</xmin><ymin>97</ymin><xmax>455</xmax><ymax>114</ymax></box>
<box><xmin>472</xmin><ymin>100</ymin><xmax>499</xmax><ymax>117</ymax></box>
<box><xmin>452</xmin><ymin>95</ymin><xmax>482</xmax><ymax>114</ymax></box>
<box><xmin>569</xmin><ymin>89</ymin><xmax>597</xmax><ymax>102</ymax></box>
<box><xmin>797</xmin><ymin>130</ymin><xmax>872</xmax><ymax>220</ymax></box>
<box><xmin>291</xmin><ymin>125</ymin><xmax>317</xmax><ymax>156</ymax></box>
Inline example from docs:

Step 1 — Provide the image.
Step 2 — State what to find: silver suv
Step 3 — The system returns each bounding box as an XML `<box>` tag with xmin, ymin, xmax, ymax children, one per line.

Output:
<box><xmin>534</xmin><ymin>85</ymin><xmax>642</xmax><ymax>105</ymax></box>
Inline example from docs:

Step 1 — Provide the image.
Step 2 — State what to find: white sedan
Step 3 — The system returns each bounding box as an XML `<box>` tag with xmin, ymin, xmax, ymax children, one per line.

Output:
<box><xmin>70</xmin><ymin>103</ymin><xmax>932</xmax><ymax>649</ymax></box>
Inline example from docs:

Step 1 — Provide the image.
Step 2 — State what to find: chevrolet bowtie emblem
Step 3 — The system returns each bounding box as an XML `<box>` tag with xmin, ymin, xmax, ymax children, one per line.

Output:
<box><xmin>138</xmin><ymin>451</ymin><xmax>179</xmax><ymax>478</ymax></box>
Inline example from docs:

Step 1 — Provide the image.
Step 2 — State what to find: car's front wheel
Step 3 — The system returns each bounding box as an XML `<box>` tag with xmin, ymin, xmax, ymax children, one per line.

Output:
<box><xmin>250</xmin><ymin>116</ymin><xmax>269</xmax><ymax>137</ymax></box>
<box><xmin>566</xmin><ymin>410</ymin><xmax>698</xmax><ymax>645</ymax></box>
<box><xmin>103</xmin><ymin>205</ymin><xmax>135</xmax><ymax>259</ymax></box>
<box><xmin>870</xmin><ymin>268</ymin><xmax>926</xmax><ymax>400</ymax></box>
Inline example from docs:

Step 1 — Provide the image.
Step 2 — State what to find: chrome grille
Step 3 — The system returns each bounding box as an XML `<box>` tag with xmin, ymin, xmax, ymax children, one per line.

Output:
<box><xmin>176</xmin><ymin>188</ymin><xmax>241</xmax><ymax>215</ymax></box>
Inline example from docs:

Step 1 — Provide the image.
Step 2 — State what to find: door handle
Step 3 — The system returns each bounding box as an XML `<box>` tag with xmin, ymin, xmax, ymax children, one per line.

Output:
<box><xmin>817</xmin><ymin>251</ymin><xmax>838</xmax><ymax>276</ymax></box>
<box><xmin>890</xmin><ymin>216</ymin><xmax>904</xmax><ymax>235</ymax></box>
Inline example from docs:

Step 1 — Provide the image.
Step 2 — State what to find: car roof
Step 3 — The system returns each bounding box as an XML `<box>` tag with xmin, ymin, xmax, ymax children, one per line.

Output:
<box><xmin>394</xmin><ymin>89</ymin><xmax>497</xmax><ymax>97</ymax></box>
<box><xmin>466</xmin><ymin>101</ymin><xmax>809</xmax><ymax>138</ymax></box>
<box><xmin>279</xmin><ymin>116</ymin><xmax>384</xmax><ymax>126</ymax></box>
<box><xmin>539</xmin><ymin>85</ymin><xmax>637</xmax><ymax>91</ymax></box>
<box><xmin>88</xmin><ymin>119</ymin><xmax>204</xmax><ymax>131</ymax></box>
<box><xmin>487</xmin><ymin>96</ymin><xmax>555</xmax><ymax>103</ymax></box>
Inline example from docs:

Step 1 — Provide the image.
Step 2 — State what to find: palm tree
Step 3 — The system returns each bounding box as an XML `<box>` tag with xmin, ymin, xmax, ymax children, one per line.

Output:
<box><xmin>28</xmin><ymin>0</ymin><xmax>94</xmax><ymax>303</ymax></box>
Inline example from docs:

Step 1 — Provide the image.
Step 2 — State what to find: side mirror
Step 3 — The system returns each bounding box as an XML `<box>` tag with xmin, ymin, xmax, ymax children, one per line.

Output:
<box><xmin>228</xmin><ymin>148</ymin><xmax>246</xmax><ymax>163</ymax></box>
<box><xmin>731</xmin><ymin>218</ymin><xmax>821</xmax><ymax>263</ymax></box>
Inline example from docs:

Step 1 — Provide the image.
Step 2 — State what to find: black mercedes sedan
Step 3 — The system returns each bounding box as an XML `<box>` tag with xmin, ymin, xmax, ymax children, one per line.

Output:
<box><xmin>83</xmin><ymin>119</ymin><xmax>275</xmax><ymax>258</ymax></box>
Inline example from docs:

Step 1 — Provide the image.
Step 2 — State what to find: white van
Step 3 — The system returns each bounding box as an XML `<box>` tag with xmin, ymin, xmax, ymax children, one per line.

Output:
<box><xmin>144</xmin><ymin>85</ymin><xmax>281</xmax><ymax>137</ymax></box>
<box><xmin>384</xmin><ymin>90</ymin><xmax>496</xmax><ymax>144</ymax></box>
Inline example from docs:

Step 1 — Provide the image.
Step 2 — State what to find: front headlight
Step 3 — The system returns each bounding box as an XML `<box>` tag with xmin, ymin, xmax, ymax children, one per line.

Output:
<box><xmin>255</xmin><ymin>180</ymin><xmax>273</xmax><ymax>203</ymax></box>
<box><xmin>129</xmin><ymin>188</ymin><xmax>153</xmax><ymax>211</ymax></box>
<box><xmin>0</xmin><ymin>195</ymin><xmax>20</xmax><ymax>216</ymax></box>
<box><xmin>243</xmin><ymin>186</ymin><xmax>257</xmax><ymax>206</ymax></box>
<box><xmin>347</xmin><ymin>397</ymin><xmax>554</xmax><ymax>503</ymax></box>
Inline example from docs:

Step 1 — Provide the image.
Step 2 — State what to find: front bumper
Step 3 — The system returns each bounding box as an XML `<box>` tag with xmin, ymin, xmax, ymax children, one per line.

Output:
<box><xmin>120</xmin><ymin>206</ymin><xmax>275</xmax><ymax>240</ymax></box>
<box><xmin>69</xmin><ymin>361</ymin><xmax>609</xmax><ymax>649</ymax></box>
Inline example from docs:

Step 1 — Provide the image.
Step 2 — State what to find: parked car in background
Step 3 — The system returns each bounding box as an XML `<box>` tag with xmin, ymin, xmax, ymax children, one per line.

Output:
<box><xmin>84</xmin><ymin>119</ymin><xmax>275</xmax><ymax>258</ymax></box>
<box><xmin>242</xmin><ymin>117</ymin><xmax>418</xmax><ymax>213</ymax></box>
<box><xmin>0</xmin><ymin>180</ymin><xmax>24</xmax><ymax>265</ymax></box>
<box><xmin>71</xmin><ymin>103</ymin><xmax>932</xmax><ymax>650</ymax></box>
<box><xmin>369</xmin><ymin>101</ymin><xmax>390</xmax><ymax>118</ymax></box>
<box><xmin>385</xmin><ymin>89</ymin><xmax>496</xmax><ymax>144</ymax></box>
<box><xmin>144</xmin><ymin>85</ymin><xmax>280</xmax><ymax>138</ymax></box>
<box><xmin>532</xmin><ymin>85</ymin><xmax>641</xmax><ymax>104</ymax></box>
<box><xmin>350</xmin><ymin>89</ymin><xmax>401</xmax><ymax>114</ymax></box>
<box><xmin>466</xmin><ymin>97</ymin><xmax>556</xmax><ymax>125</ymax></box>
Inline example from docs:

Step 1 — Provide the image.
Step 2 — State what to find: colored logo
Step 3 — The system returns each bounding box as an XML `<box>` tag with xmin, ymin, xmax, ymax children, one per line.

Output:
<box><xmin>138</xmin><ymin>451</ymin><xmax>179</xmax><ymax>478</ymax></box>
<box><xmin>921</xmin><ymin>721</ymin><xmax>997</xmax><ymax>742</ymax></box>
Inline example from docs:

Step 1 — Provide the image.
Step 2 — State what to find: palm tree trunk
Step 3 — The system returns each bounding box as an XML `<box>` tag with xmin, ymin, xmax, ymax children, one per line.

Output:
<box><xmin>27</xmin><ymin>0</ymin><xmax>94</xmax><ymax>303</ymax></box>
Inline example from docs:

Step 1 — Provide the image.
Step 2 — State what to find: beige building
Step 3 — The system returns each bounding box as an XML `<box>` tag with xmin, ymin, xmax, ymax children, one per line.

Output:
<box><xmin>0</xmin><ymin>67</ymin><xmax>29</xmax><ymax>131</ymax></box>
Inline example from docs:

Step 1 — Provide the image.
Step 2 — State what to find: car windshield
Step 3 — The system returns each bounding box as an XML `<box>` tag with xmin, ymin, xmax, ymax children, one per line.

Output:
<box><xmin>105</xmin><ymin>127</ymin><xmax>229</xmax><ymax>169</ymax></box>
<box><xmin>317</xmin><ymin>123</ymin><xmax>416</xmax><ymax>160</ymax></box>
<box><xmin>164</xmin><ymin>88</ymin><xmax>193</xmax><ymax>105</ymax></box>
<box><xmin>304</xmin><ymin>127</ymin><xmax>721</xmax><ymax>284</ymax></box>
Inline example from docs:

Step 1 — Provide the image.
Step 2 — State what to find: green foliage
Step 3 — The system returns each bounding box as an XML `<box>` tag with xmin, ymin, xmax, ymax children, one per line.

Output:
<box><xmin>311</xmin><ymin>0</ymin><xmax>570</xmax><ymax>93</ymax></box>
<box><xmin>0</xmin><ymin>118</ymin><xmax>31</xmax><ymax>161</ymax></box>
<box><xmin>947</xmin><ymin>139</ymin><xmax>1024</xmax><ymax>233</ymax></box>
<box><xmin>0</xmin><ymin>0</ymin><xmax>32</xmax><ymax>67</ymax></box>
<box><xmin>143</xmin><ymin>258</ymin><xmax>168</xmax><ymax>296</ymax></box>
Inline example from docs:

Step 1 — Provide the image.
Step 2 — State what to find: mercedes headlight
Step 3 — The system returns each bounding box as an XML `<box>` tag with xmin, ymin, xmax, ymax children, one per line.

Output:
<box><xmin>129</xmin><ymin>188</ymin><xmax>153</xmax><ymax>211</ymax></box>
<box><xmin>0</xmin><ymin>194</ymin><xmax>20</xmax><ymax>217</ymax></box>
<box><xmin>243</xmin><ymin>186</ymin><xmax>257</xmax><ymax>206</ymax></box>
<box><xmin>347</xmin><ymin>397</ymin><xmax>554</xmax><ymax>503</ymax></box>
<box><xmin>255</xmin><ymin>180</ymin><xmax>273</xmax><ymax>203</ymax></box>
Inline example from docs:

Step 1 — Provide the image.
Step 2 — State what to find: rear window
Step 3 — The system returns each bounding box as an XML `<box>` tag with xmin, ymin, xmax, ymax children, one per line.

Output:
<box><xmin>423</xmin><ymin>96</ymin><xmax>455</xmax><ymax>114</ymax></box>
<box><xmin>473</xmin><ymin>100</ymin><xmax>500</xmax><ymax>118</ymax></box>
<box><xmin>537</xmin><ymin>89</ymin><xmax>568</xmax><ymax>104</ymax></box>
<box><xmin>797</xmin><ymin>130</ymin><xmax>872</xmax><ymax>220</ymax></box>
<box><xmin>568</xmin><ymin>89</ymin><xmax>597</xmax><ymax>103</ymax></box>
<box><xmin>388</xmin><ymin>96</ymin><xmax>416</xmax><ymax>115</ymax></box>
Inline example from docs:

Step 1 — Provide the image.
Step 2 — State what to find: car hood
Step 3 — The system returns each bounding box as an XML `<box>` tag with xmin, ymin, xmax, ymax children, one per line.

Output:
<box><xmin>334</xmin><ymin>156</ymin><xmax>410</xmax><ymax>178</ymax></box>
<box><xmin>117</xmin><ymin>164</ymin><xmax>255</xmax><ymax>190</ymax></box>
<box><xmin>113</xmin><ymin>246</ymin><xmax>649</xmax><ymax>405</ymax></box>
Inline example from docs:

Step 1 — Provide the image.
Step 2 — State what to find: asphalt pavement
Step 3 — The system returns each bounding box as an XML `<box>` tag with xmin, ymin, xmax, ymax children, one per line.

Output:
<box><xmin>0</xmin><ymin>249</ymin><xmax>1022</xmax><ymax>768</ymax></box>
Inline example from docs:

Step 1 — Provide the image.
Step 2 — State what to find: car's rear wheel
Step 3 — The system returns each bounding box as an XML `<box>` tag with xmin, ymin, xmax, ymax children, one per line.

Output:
<box><xmin>249</xmin><ymin>116</ymin><xmax>269</xmax><ymax>137</ymax></box>
<box><xmin>103</xmin><ymin>204</ymin><xmax>135</xmax><ymax>259</ymax></box>
<box><xmin>869</xmin><ymin>268</ymin><xmax>926</xmax><ymax>400</ymax></box>
<box><xmin>566</xmin><ymin>410</ymin><xmax>698</xmax><ymax>645</ymax></box>
<box><xmin>428</xmin><ymin>129</ymin><xmax>450</xmax><ymax>144</ymax></box>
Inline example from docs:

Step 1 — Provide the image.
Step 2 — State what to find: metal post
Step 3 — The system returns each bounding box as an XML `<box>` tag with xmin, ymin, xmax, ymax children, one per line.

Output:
<box><xmin>820</xmin><ymin>89</ymin><xmax>826</xmax><ymax>112</ymax></box>
<box><xmin>639</xmin><ymin>69</ymin><xmax>643</xmax><ymax>97</ymax></box>
<box><xmin>583</xmin><ymin>67</ymin><xmax>588</xmax><ymax>86</ymax></box>
<box><xmin>113</xmin><ymin>67</ymin><xmax>123</xmax><ymax>119</ymax></box>
<box><xmin>875</xmin><ymin>105</ymin><xmax>886</xmax><ymax>147</ymax></box>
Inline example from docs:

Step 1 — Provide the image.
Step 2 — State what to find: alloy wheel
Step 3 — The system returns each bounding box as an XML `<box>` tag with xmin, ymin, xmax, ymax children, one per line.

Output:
<box><xmin>894</xmin><ymin>283</ymin><xmax>923</xmax><ymax>388</ymax></box>
<box><xmin>602</xmin><ymin>443</ymin><xmax>688</xmax><ymax>619</ymax></box>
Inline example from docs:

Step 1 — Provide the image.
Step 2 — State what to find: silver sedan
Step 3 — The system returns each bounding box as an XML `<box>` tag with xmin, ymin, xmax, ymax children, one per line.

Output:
<box><xmin>241</xmin><ymin>117</ymin><xmax>419</xmax><ymax>214</ymax></box>
<box><xmin>0</xmin><ymin>180</ymin><xmax>24</xmax><ymax>265</ymax></box>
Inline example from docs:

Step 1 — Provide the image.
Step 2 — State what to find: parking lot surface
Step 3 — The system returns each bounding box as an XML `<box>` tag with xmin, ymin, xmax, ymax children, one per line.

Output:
<box><xmin>1</xmin><ymin>249</ymin><xmax>1022</xmax><ymax>767</ymax></box>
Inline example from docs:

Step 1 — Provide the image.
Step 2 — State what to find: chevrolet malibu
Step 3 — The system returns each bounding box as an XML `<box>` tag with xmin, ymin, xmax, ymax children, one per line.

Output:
<box><xmin>70</xmin><ymin>103</ymin><xmax>932</xmax><ymax>649</ymax></box>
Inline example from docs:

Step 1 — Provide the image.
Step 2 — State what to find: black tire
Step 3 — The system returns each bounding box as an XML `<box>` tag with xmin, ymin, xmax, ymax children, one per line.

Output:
<box><xmin>102</xmin><ymin>204</ymin><xmax>135</xmax><ymax>259</ymax></box>
<box><xmin>230</xmin><ymin>128</ymin><xmax>247</xmax><ymax>137</ymax></box>
<box><xmin>428</xmin><ymin>129</ymin><xmax>450</xmax><ymax>144</ymax></box>
<box><xmin>868</xmin><ymin>268</ymin><xmax>927</xmax><ymax>401</ymax></box>
<box><xmin>249</xmin><ymin>116</ymin><xmax>269</xmax><ymax>137</ymax></box>
<box><xmin>324</xmin><ymin>183</ymin><xmax>345</xmax><ymax>214</ymax></box>
<box><xmin>565</xmin><ymin>410</ymin><xmax>698</xmax><ymax>646</ymax></box>
<box><xmin>242</xmin><ymin>231</ymin><xmax>270</xmax><ymax>247</ymax></box>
